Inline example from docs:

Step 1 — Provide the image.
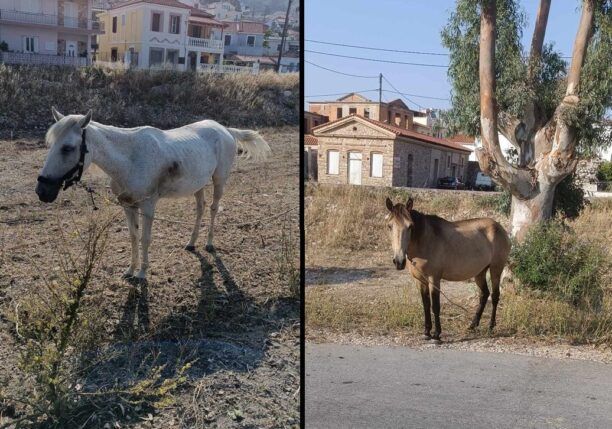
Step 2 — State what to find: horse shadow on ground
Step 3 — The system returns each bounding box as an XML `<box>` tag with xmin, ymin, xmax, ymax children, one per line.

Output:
<box><xmin>305</xmin><ymin>266</ymin><xmax>378</xmax><ymax>286</ymax></box>
<box><xmin>77</xmin><ymin>249</ymin><xmax>297</xmax><ymax>421</ymax></box>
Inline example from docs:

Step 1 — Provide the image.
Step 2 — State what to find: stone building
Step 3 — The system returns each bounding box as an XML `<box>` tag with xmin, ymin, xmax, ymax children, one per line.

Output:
<box><xmin>312</xmin><ymin>115</ymin><xmax>470</xmax><ymax>188</ymax></box>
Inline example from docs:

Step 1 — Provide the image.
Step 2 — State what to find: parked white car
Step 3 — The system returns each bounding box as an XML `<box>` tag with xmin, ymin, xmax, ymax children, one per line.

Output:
<box><xmin>474</xmin><ymin>172</ymin><xmax>495</xmax><ymax>191</ymax></box>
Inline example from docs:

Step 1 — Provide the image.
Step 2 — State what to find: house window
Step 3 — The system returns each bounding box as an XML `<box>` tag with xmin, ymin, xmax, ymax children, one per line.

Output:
<box><xmin>110</xmin><ymin>47</ymin><xmax>118</xmax><ymax>62</ymax></box>
<box><xmin>364</xmin><ymin>108</ymin><xmax>370</xmax><ymax>119</ymax></box>
<box><xmin>224</xmin><ymin>34</ymin><xmax>231</xmax><ymax>46</ymax></box>
<box><xmin>336</xmin><ymin>107</ymin><xmax>343</xmax><ymax>119</ymax></box>
<box><xmin>169</xmin><ymin>14</ymin><xmax>180</xmax><ymax>34</ymax></box>
<box><xmin>151</xmin><ymin>12</ymin><xmax>162</xmax><ymax>32</ymax></box>
<box><xmin>327</xmin><ymin>150</ymin><xmax>339</xmax><ymax>175</ymax></box>
<box><xmin>23</xmin><ymin>36</ymin><xmax>37</xmax><ymax>53</ymax></box>
<box><xmin>191</xmin><ymin>25</ymin><xmax>202</xmax><ymax>38</ymax></box>
<box><xmin>447</xmin><ymin>154</ymin><xmax>451</xmax><ymax>167</ymax></box>
<box><xmin>121</xmin><ymin>14</ymin><xmax>125</xmax><ymax>26</ymax></box>
<box><xmin>247</xmin><ymin>35</ymin><xmax>255</xmax><ymax>47</ymax></box>
<box><xmin>371</xmin><ymin>153</ymin><xmax>383</xmax><ymax>178</ymax></box>
<box><xmin>149</xmin><ymin>48</ymin><xmax>164</xmax><ymax>66</ymax></box>
<box><xmin>349</xmin><ymin>107</ymin><xmax>357</xmax><ymax>115</ymax></box>
<box><xmin>112</xmin><ymin>16</ymin><xmax>117</xmax><ymax>33</ymax></box>
<box><xmin>166</xmin><ymin>49</ymin><xmax>179</xmax><ymax>64</ymax></box>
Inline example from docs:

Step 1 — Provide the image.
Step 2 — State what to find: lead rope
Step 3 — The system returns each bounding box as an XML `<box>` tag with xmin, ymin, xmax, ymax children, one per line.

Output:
<box><xmin>406</xmin><ymin>257</ymin><xmax>472</xmax><ymax>314</ymax></box>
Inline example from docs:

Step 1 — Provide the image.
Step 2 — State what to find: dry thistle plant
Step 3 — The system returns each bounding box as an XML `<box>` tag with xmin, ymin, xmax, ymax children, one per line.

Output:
<box><xmin>0</xmin><ymin>206</ymin><xmax>191</xmax><ymax>428</ymax></box>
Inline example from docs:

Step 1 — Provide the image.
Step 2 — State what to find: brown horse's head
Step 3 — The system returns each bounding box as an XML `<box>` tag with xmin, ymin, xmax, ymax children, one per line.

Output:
<box><xmin>385</xmin><ymin>197</ymin><xmax>414</xmax><ymax>270</ymax></box>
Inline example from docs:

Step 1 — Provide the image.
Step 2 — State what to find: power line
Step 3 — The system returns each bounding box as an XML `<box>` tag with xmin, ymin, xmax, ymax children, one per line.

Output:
<box><xmin>306</xmin><ymin>50</ymin><xmax>449</xmax><ymax>68</ymax></box>
<box><xmin>306</xmin><ymin>38</ymin><xmax>573</xmax><ymax>59</ymax></box>
<box><xmin>382</xmin><ymin>75</ymin><xmax>423</xmax><ymax>109</ymax></box>
<box><xmin>306</xmin><ymin>39</ymin><xmax>449</xmax><ymax>56</ymax></box>
<box><xmin>382</xmin><ymin>89</ymin><xmax>450</xmax><ymax>101</ymax></box>
<box><xmin>305</xmin><ymin>89</ymin><xmax>379</xmax><ymax>99</ymax></box>
<box><xmin>305</xmin><ymin>60</ymin><xmax>379</xmax><ymax>78</ymax></box>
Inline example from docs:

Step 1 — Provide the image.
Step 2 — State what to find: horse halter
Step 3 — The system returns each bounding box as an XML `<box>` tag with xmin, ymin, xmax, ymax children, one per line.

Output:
<box><xmin>37</xmin><ymin>128</ymin><xmax>88</xmax><ymax>191</ymax></box>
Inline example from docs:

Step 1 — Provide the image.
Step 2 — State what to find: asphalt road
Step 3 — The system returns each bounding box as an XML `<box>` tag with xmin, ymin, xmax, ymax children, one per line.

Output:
<box><xmin>306</xmin><ymin>343</ymin><xmax>612</xmax><ymax>429</ymax></box>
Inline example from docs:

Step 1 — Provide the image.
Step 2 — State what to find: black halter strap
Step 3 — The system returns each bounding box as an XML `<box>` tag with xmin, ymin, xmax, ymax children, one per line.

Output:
<box><xmin>37</xmin><ymin>128</ymin><xmax>89</xmax><ymax>191</ymax></box>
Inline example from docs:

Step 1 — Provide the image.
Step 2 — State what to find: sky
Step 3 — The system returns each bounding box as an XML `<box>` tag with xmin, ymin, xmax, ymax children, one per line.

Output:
<box><xmin>305</xmin><ymin>0</ymin><xmax>583</xmax><ymax>111</ymax></box>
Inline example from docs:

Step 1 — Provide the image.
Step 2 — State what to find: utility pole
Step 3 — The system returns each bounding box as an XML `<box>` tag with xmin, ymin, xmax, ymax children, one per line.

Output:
<box><xmin>276</xmin><ymin>0</ymin><xmax>292</xmax><ymax>73</ymax></box>
<box><xmin>379</xmin><ymin>73</ymin><xmax>383</xmax><ymax>121</ymax></box>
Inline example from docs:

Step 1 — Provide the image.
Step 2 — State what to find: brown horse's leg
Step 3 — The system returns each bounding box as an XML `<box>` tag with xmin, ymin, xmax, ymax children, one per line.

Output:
<box><xmin>489</xmin><ymin>265</ymin><xmax>503</xmax><ymax>331</ymax></box>
<box><xmin>430</xmin><ymin>278</ymin><xmax>442</xmax><ymax>342</ymax></box>
<box><xmin>418</xmin><ymin>280</ymin><xmax>432</xmax><ymax>339</ymax></box>
<box><xmin>469</xmin><ymin>268</ymin><xmax>490</xmax><ymax>330</ymax></box>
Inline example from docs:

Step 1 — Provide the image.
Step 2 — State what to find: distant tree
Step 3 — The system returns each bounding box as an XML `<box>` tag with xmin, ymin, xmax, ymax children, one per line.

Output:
<box><xmin>442</xmin><ymin>0</ymin><xmax>611</xmax><ymax>240</ymax></box>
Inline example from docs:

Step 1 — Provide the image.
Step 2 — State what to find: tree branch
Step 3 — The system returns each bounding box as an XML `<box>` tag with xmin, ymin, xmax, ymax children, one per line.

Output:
<box><xmin>479</xmin><ymin>0</ymin><xmax>536</xmax><ymax>198</ymax></box>
<box><xmin>566</xmin><ymin>0</ymin><xmax>595</xmax><ymax>96</ymax></box>
<box><xmin>529</xmin><ymin>0</ymin><xmax>552</xmax><ymax>78</ymax></box>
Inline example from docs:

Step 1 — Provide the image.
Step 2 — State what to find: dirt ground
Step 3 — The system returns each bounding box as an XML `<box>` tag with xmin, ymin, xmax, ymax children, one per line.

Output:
<box><xmin>306</xmin><ymin>247</ymin><xmax>612</xmax><ymax>364</ymax></box>
<box><xmin>0</xmin><ymin>127</ymin><xmax>299</xmax><ymax>428</ymax></box>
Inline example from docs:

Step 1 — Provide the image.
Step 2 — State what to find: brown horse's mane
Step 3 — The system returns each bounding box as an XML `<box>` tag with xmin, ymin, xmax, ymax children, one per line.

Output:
<box><xmin>409</xmin><ymin>209</ymin><xmax>449</xmax><ymax>242</ymax></box>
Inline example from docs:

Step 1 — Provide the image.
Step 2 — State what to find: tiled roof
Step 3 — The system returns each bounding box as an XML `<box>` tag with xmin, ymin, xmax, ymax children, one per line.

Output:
<box><xmin>112</xmin><ymin>0</ymin><xmax>191</xmax><ymax>9</ymax></box>
<box><xmin>188</xmin><ymin>7</ymin><xmax>215</xmax><ymax>18</ymax></box>
<box><xmin>449</xmin><ymin>134</ymin><xmax>476</xmax><ymax>144</ymax></box>
<box><xmin>313</xmin><ymin>114</ymin><xmax>471</xmax><ymax>153</ymax></box>
<box><xmin>222</xmin><ymin>20</ymin><xmax>267</xmax><ymax>34</ymax></box>
<box><xmin>304</xmin><ymin>135</ymin><xmax>318</xmax><ymax>146</ymax></box>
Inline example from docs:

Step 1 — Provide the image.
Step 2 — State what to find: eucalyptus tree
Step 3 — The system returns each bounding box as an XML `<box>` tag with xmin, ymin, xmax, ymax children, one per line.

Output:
<box><xmin>442</xmin><ymin>0</ymin><xmax>611</xmax><ymax>240</ymax></box>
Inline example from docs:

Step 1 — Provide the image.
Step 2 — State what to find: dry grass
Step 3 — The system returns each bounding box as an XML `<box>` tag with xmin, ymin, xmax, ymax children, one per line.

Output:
<box><xmin>305</xmin><ymin>184</ymin><xmax>508</xmax><ymax>253</ymax></box>
<box><xmin>0</xmin><ymin>65</ymin><xmax>299</xmax><ymax>137</ymax></box>
<box><xmin>306</xmin><ymin>184</ymin><xmax>612</xmax><ymax>345</ymax></box>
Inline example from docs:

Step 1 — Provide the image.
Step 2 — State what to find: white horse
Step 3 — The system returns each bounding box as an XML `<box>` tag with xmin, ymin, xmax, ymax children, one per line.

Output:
<box><xmin>36</xmin><ymin>108</ymin><xmax>271</xmax><ymax>279</ymax></box>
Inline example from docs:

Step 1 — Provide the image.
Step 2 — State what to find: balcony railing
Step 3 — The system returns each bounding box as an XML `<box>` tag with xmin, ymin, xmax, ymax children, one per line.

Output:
<box><xmin>187</xmin><ymin>37</ymin><xmax>224</xmax><ymax>52</ymax></box>
<box><xmin>198</xmin><ymin>63</ymin><xmax>259</xmax><ymax>75</ymax></box>
<box><xmin>0</xmin><ymin>52</ymin><xmax>89</xmax><ymax>67</ymax></box>
<box><xmin>0</xmin><ymin>8</ymin><xmax>100</xmax><ymax>31</ymax></box>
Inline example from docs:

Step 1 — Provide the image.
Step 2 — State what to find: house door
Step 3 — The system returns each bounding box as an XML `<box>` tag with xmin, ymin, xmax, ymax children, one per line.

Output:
<box><xmin>433</xmin><ymin>158</ymin><xmax>439</xmax><ymax>183</ymax></box>
<box><xmin>348</xmin><ymin>152</ymin><xmax>362</xmax><ymax>185</ymax></box>
<box><xmin>64</xmin><ymin>1</ymin><xmax>78</xmax><ymax>28</ymax></box>
<box><xmin>188</xmin><ymin>51</ymin><xmax>197</xmax><ymax>71</ymax></box>
<box><xmin>66</xmin><ymin>41</ymin><xmax>77</xmax><ymax>57</ymax></box>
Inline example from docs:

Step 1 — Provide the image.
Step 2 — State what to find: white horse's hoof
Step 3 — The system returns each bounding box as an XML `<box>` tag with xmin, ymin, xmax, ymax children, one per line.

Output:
<box><xmin>122</xmin><ymin>270</ymin><xmax>134</xmax><ymax>279</ymax></box>
<box><xmin>135</xmin><ymin>271</ymin><xmax>147</xmax><ymax>280</ymax></box>
<box><xmin>205</xmin><ymin>244</ymin><xmax>215</xmax><ymax>253</ymax></box>
<box><xmin>185</xmin><ymin>245</ymin><xmax>196</xmax><ymax>252</ymax></box>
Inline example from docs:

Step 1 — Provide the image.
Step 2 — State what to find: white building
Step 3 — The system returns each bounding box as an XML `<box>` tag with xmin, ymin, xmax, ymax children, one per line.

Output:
<box><xmin>0</xmin><ymin>0</ymin><xmax>102</xmax><ymax>67</ymax></box>
<box><xmin>96</xmin><ymin>0</ymin><xmax>225</xmax><ymax>70</ymax></box>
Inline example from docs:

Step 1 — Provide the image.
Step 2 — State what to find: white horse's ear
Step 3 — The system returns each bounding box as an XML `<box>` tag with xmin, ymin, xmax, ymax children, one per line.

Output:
<box><xmin>406</xmin><ymin>198</ymin><xmax>414</xmax><ymax>211</ymax></box>
<box><xmin>51</xmin><ymin>106</ymin><xmax>64</xmax><ymax>122</ymax></box>
<box><xmin>79</xmin><ymin>110</ymin><xmax>93</xmax><ymax>129</ymax></box>
<box><xmin>385</xmin><ymin>197</ymin><xmax>394</xmax><ymax>212</ymax></box>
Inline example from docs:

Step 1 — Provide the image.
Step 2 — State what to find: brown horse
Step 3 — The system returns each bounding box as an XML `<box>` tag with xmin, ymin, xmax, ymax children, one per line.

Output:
<box><xmin>385</xmin><ymin>197</ymin><xmax>511</xmax><ymax>343</ymax></box>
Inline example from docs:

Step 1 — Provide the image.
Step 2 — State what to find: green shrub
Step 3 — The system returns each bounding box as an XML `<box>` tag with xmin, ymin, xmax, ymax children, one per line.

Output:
<box><xmin>510</xmin><ymin>220</ymin><xmax>605</xmax><ymax>308</ymax></box>
<box><xmin>494</xmin><ymin>190</ymin><xmax>512</xmax><ymax>216</ymax></box>
<box><xmin>596</xmin><ymin>161</ymin><xmax>612</xmax><ymax>191</ymax></box>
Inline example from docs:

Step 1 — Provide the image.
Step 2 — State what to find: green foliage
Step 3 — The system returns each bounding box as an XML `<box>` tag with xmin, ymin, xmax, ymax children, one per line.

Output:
<box><xmin>596</xmin><ymin>160</ymin><xmax>612</xmax><ymax>190</ymax></box>
<box><xmin>494</xmin><ymin>189</ymin><xmax>512</xmax><ymax>215</ymax></box>
<box><xmin>441</xmin><ymin>0</ymin><xmax>611</xmax><ymax>154</ymax></box>
<box><xmin>510</xmin><ymin>220</ymin><xmax>605</xmax><ymax>308</ymax></box>
<box><xmin>441</xmin><ymin>0</ymin><xmax>528</xmax><ymax>136</ymax></box>
<box><xmin>553</xmin><ymin>174</ymin><xmax>587</xmax><ymax>219</ymax></box>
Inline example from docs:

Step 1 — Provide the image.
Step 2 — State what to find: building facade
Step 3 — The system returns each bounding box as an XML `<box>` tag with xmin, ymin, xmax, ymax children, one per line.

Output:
<box><xmin>221</xmin><ymin>19</ymin><xmax>266</xmax><ymax>57</ymax></box>
<box><xmin>96</xmin><ymin>0</ymin><xmax>224</xmax><ymax>70</ymax></box>
<box><xmin>308</xmin><ymin>93</ymin><xmax>418</xmax><ymax>130</ymax></box>
<box><xmin>313</xmin><ymin>115</ymin><xmax>471</xmax><ymax>188</ymax></box>
<box><xmin>0</xmin><ymin>0</ymin><xmax>101</xmax><ymax>66</ymax></box>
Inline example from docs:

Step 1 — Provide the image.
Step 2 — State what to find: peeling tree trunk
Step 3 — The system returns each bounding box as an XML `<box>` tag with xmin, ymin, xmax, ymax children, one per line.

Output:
<box><xmin>478</xmin><ymin>0</ymin><xmax>595</xmax><ymax>241</ymax></box>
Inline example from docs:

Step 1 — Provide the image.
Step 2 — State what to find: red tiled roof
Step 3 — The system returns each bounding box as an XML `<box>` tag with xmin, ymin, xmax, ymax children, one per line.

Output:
<box><xmin>449</xmin><ymin>134</ymin><xmax>476</xmax><ymax>144</ymax></box>
<box><xmin>188</xmin><ymin>7</ymin><xmax>214</xmax><ymax>18</ymax></box>
<box><xmin>304</xmin><ymin>135</ymin><xmax>318</xmax><ymax>146</ymax></box>
<box><xmin>313</xmin><ymin>114</ymin><xmax>471</xmax><ymax>153</ymax></box>
<box><xmin>112</xmin><ymin>0</ymin><xmax>191</xmax><ymax>9</ymax></box>
<box><xmin>222</xmin><ymin>20</ymin><xmax>267</xmax><ymax>34</ymax></box>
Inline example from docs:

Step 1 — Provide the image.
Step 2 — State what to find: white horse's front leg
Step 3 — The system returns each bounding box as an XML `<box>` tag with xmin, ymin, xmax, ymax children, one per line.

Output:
<box><xmin>122</xmin><ymin>206</ymin><xmax>139</xmax><ymax>277</ymax></box>
<box><xmin>186</xmin><ymin>188</ymin><xmax>205</xmax><ymax>251</ymax></box>
<box><xmin>136</xmin><ymin>200</ymin><xmax>157</xmax><ymax>279</ymax></box>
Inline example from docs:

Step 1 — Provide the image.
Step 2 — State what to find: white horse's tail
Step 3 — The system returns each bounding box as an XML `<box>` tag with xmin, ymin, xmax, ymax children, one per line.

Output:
<box><xmin>228</xmin><ymin>128</ymin><xmax>271</xmax><ymax>162</ymax></box>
